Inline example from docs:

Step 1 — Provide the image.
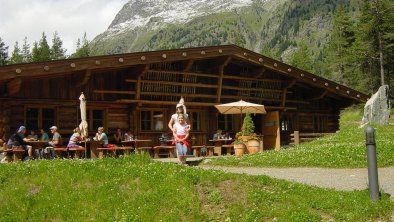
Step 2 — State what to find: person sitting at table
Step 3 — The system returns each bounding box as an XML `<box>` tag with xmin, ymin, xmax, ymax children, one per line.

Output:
<box><xmin>213</xmin><ymin>129</ymin><xmax>222</xmax><ymax>140</ymax></box>
<box><xmin>27</xmin><ymin>130</ymin><xmax>38</xmax><ymax>141</ymax></box>
<box><xmin>113</xmin><ymin>128</ymin><xmax>124</xmax><ymax>145</ymax></box>
<box><xmin>43</xmin><ymin>126</ymin><xmax>62</xmax><ymax>159</ymax></box>
<box><xmin>172</xmin><ymin>113</ymin><xmax>190</xmax><ymax>166</ymax></box>
<box><xmin>6</xmin><ymin>126</ymin><xmax>34</xmax><ymax>160</ymax></box>
<box><xmin>67</xmin><ymin>127</ymin><xmax>84</xmax><ymax>158</ymax></box>
<box><xmin>124</xmin><ymin>130</ymin><xmax>134</xmax><ymax>141</ymax></box>
<box><xmin>95</xmin><ymin>127</ymin><xmax>116</xmax><ymax>148</ymax></box>
<box><xmin>95</xmin><ymin>127</ymin><xmax>117</xmax><ymax>156</ymax></box>
<box><xmin>40</xmin><ymin>129</ymin><xmax>49</xmax><ymax>141</ymax></box>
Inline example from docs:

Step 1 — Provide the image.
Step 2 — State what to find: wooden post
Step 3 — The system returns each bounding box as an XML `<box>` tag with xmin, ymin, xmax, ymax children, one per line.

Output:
<box><xmin>294</xmin><ymin>131</ymin><xmax>300</xmax><ymax>145</ymax></box>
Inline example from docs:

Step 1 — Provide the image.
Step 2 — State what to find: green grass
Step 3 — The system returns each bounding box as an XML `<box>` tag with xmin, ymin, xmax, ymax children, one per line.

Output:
<box><xmin>0</xmin><ymin>155</ymin><xmax>393</xmax><ymax>221</ymax></box>
<box><xmin>204</xmin><ymin>107</ymin><xmax>394</xmax><ymax>168</ymax></box>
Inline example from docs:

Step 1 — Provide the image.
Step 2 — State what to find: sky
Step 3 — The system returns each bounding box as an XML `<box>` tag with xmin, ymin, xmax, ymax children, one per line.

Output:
<box><xmin>0</xmin><ymin>0</ymin><xmax>129</xmax><ymax>56</ymax></box>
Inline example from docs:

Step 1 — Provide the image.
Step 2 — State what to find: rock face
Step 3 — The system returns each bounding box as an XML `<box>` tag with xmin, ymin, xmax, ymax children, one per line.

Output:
<box><xmin>362</xmin><ymin>85</ymin><xmax>391</xmax><ymax>125</ymax></box>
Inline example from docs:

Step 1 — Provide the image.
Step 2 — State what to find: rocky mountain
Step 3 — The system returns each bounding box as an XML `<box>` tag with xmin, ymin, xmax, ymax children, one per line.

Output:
<box><xmin>90</xmin><ymin>0</ymin><xmax>356</xmax><ymax>65</ymax></box>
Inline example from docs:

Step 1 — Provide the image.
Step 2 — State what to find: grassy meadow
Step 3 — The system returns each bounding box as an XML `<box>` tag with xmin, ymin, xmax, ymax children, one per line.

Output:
<box><xmin>0</xmin><ymin>155</ymin><xmax>393</xmax><ymax>221</ymax></box>
<box><xmin>0</xmin><ymin>106</ymin><xmax>393</xmax><ymax>221</ymax></box>
<box><xmin>204</xmin><ymin>107</ymin><xmax>394</xmax><ymax>168</ymax></box>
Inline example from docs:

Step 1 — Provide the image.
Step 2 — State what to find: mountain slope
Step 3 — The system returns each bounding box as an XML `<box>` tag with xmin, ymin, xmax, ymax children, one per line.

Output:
<box><xmin>90</xmin><ymin>0</ymin><xmax>354</xmax><ymax>66</ymax></box>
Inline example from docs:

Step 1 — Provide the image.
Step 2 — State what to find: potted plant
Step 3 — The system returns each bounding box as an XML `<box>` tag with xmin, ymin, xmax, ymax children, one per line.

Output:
<box><xmin>232</xmin><ymin>138</ymin><xmax>246</xmax><ymax>157</ymax></box>
<box><xmin>239</xmin><ymin>112</ymin><xmax>260</xmax><ymax>154</ymax></box>
<box><xmin>247</xmin><ymin>136</ymin><xmax>260</xmax><ymax>154</ymax></box>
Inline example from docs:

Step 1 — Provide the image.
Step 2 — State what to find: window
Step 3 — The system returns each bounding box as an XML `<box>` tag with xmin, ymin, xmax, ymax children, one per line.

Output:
<box><xmin>313</xmin><ymin>115</ymin><xmax>327</xmax><ymax>132</ymax></box>
<box><xmin>25</xmin><ymin>107</ymin><xmax>55</xmax><ymax>130</ymax></box>
<box><xmin>78</xmin><ymin>109</ymin><xmax>105</xmax><ymax>130</ymax></box>
<box><xmin>217</xmin><ymin>114</ymin><xmax>234</xmax><ymax>131</ymax></box>
<box><xmin>280</xmin><ymin>114</ymin><xmax>294</xmax><ymax>132</ymax></box>
<box><xmin>189</xmin><ymin>111</ymin><xmax>201</xmax><ymax>131</ymax></box>
<box><xmin>140</xmin><ymin>110</ymin><xmax>165</xmax><ymax>131</ymax></box>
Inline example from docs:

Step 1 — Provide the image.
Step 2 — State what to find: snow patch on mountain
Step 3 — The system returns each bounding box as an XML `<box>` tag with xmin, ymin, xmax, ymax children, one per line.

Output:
<box><xmin>102</xmin><ymin>0</ymin><xmax>268</xmax><ymax>39</ymax></box>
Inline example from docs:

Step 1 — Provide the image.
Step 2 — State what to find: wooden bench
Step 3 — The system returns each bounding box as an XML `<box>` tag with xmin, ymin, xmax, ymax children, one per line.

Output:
<box><xmin>0</xmin><ymin>148</ymin><xmax>27</xmax><ymax>161</ymax></box>
<box><xmin>290</xmin><ymin>131</ymin><xmax>334</xmax><ymax>145</ymax></box>
<box><xmin>153</xmin><ymin>146</ymin><xmax>176</xmax><ymax>158</ymax></box>
<box><xmin>96</xmin><ymin>146</ymin><xmax>135</xmax><ymax>158</ymax></box>
<box><xmin>191</xmin><ymin>145</ymin><xmax>215</xmax><ymax>157</ymax></box>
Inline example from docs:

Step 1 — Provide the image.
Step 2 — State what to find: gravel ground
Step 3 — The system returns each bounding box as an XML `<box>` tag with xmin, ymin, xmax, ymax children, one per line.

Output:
<box><xmin>198</xmin><ymin>165</ymin><xmax>394</xmax><ymax>200</ymax></box>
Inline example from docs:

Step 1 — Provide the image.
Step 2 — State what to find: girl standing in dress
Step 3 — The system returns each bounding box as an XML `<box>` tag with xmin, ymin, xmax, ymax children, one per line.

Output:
<box><xmin>172</xmin><ymin>114</ymin><xmax>190</xmax><ymax>165</ymax></box>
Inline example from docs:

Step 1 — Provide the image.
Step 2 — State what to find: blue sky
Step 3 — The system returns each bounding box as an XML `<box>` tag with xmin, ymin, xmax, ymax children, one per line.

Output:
<box><xmin>0</xmin><ymin>0</ymin><xmax>128</xmax><ymax>55</ymax></box>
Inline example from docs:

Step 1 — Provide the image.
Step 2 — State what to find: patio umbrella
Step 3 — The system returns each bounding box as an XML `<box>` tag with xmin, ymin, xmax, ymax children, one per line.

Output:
<box><xmin>214</xmin><ymin>100</ymin><xmax>266</xmax><ymax>115</ymax></box>
<box><xmin>78</xmin><ymin>92</ymin><xmax>88</xmax><ymax>139</ymax></box>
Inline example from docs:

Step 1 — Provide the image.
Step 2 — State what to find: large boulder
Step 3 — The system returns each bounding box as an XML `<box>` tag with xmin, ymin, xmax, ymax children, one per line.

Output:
<box><xmin>362</xmin><ymin>85</ymin><xmax>390</xmax><ymax>125</ymax></box>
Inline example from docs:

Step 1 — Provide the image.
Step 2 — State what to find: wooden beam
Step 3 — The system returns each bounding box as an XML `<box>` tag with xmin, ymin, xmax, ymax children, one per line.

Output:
<box><xmin>281</xmin><ymin>88</ymin><xmax>287</xmax><ymax>107</ymax></box>
<box><xmin>222</xmin><ymin>75</ymin><xmax>282</xmax><ymax>83</ymax></box>
<box><xmin>140</xmin><ymin>80</ymin><xmax>218</xmax><ymax>88</ymax></box>
<box><xmin>217</xmin><ymin>56</ymin><xmax>232</xmax><ymax>103</ymax></box>
<box><xmin>143</xmin><ymin>70</ymin><xmax>219</xmax><ymax>78</ymax></box>
<box><xmin>94</xmin><ymin>90</ymin><xmax>137</xmax><ymax>95</ymax></box>
<box><xmin>280</xmin><ymin>79</ymin><xmax>296</xmax><ymax>107</ymax></box>
<box><xmin>254</xmin><ymin>67</ymin><xmax>266</xmax><ymax>78</ymax></box>
<box><xmin>140</xmin><ymin>69</ymin><xmax>281</xmax><ymax>83</ymax></box>
<box><xmin>136</xmin><ymin>65</ymin><xmax>149</xmax><ymax>100</ymax></box>
<box><xmin>220</xmin><ymin>95</ymin><xmax>309</xmax><ymax>104</ymax></box>
<box><xmin>183</xmin><ymin>59</ymin><xmax>195</xmax><ymax>72</ymax></box>
<box><xmin>7</xmin><ymin>78</ymin><xmax>22</xmax><ymax>95</ymax></box>
<box><xmin>140</xmin><ymin>92</ymin><xmax>217</xmax><ymax>98</ymax></box>
<box><xmin>284</xmin><ymin>79</ymin><xmax>297</xmax><ymax>88</ymax></box>
<box><xmin>76</xmin><ymin>69</ymin><xmax>92</xmax><ymax>87</ymax></box>
<box><xmin>221</xmin><ymin>85</ymin><xmax>282</xmax><ymax>93</ymax></box>
<box><xmin>115</xmin><ymin>99</ymin><xmax>297</xmax><ymax>110</ymax></box>
<box><xmin>115</xmin><ymin>99</ymin><xmax>219</xmax><ymax>107</ymax></box>
<box><xmin>308</xmin><ymin>90</ymin><xmax>328</xmax><ymax>100</ymax></box>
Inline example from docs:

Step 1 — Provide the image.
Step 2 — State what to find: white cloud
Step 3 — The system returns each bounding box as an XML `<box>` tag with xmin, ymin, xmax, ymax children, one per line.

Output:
<box><xmin>0</xmin><ymin>0</ymin><xmax>128</xmax><ymax>55</ymax></box>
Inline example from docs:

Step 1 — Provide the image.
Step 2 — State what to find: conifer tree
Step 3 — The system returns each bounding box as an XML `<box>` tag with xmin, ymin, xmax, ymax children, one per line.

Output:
<box><xmin>0</xmin><ymin>37</ymin><xmax>9</xmax><ymax>66</ymax></box>
<box><xmin>21</xmin><ymin>37</ymin><xmax>31</xmax><ymax>63</ymax></box>
<box><xmin>324</xmin><ymin>5</ymin><xmax>356</xmax><ymax>86</ymax></box>
<box><xmin>8</xmin><ymin>41</ymin><xmax>23</xmax><ymax>64</ymax></box>
<box><xmin>290</xmin><ymin>41</ymin><xmax>314</xmax><ymax>73</ymax></box>
<box><xmin>32</xmin><ymin>32</ymin><xmax>51</xmax><ymax>62</ymax></box>
<box><xmin>72</xmin><ymin>32</ymin><xmax>90</xmax><ymax>58</ymax></box>
<box><xmin>31</xmin><ymin>41</ymin><xmax>39</xmax><ymax>62</ymax></box>
<box><xmin>50</xmin><ymin>31</ymin><xmax>67</xmax><ymax>60</ymax></box>
<box><xmin>352</xmin><ymin>0</ymin><xmax>383</xmax><ymax>93</ymax></box>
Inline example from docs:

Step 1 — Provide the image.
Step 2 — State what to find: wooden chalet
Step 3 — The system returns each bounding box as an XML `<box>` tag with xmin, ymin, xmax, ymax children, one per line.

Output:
<box><xmin>0</xmin><ymin>45</ymin><xmax>368</xmax><ymax>150</ymax></box>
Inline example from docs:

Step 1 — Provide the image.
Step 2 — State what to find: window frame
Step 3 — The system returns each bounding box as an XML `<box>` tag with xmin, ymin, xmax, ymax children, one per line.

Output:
<box><xmin>139</xmin><ymin>109</ymin><xmax>166</xmax><ymax>132</ymax></box>
<box><xmin>217</xmin><ymin>114</ymin><xmax>234</xmax><ymax>132</ymax></box>
<box><xmin>24</xmin><ymin>106</ymin><xmax>56</xmax><ymax>130</ymax></box>
<box><xmin>78</xmin><ymin>108</ymin><xmax>106</xmax><ymax>131</ymax></box>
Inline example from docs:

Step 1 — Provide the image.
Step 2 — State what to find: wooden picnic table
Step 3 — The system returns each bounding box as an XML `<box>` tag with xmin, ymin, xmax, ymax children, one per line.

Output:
<box><xmin>209</xmin><ymin>139</ymin><xmax>234</xmax><ymax>156</ymax></box>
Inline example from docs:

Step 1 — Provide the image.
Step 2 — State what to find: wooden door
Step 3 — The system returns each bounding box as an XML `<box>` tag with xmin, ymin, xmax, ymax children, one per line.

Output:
<box><xmin>262</xmin><ymin>111</ymin><xmax>280</xmax><ymax>150</ymax></box>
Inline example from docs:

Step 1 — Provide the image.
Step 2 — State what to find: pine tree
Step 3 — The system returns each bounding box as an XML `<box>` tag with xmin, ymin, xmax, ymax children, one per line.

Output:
<box><xmin>380</xmin><ymin>0</ymin><xmax>394</xmax><ymax>97</ymax></box>
<box><xmin>8</xmin><ymin>41</ymin><xmax>23</xmax><ymax>64</ymax></box>
<box><xmin>290</xmin><ymin>41</ymin><xmax>314</xmax><ymax>73</ymax></box>
<box><xmin>21</xmin><ymin>37</ymin><xmax>31</xmax><ymax>63</ymax></box>
<box><xmin>0</xmin><ymin>37</ymin><xmax>9</xmax><ymax>66</ymax></box>
<box><xmin>324</xmin><ymin>5</ymin><xmax>356</xmax><ymax>86</ymax></box>
<box><xmin>72</xmin><ymin>32</ymin><xmax>90</xmax><ymax>58</ymax></box>
<box><xmin>353</xmin><ymin>0</ymin><xmax>383</xmax><ymax>93</ymax></box>
<box><xmin>50</xmin><ymin>31</ymin><xmax>67</xmax><ymax>60</ymax></box>
<box><xmin>32</xmin><ymin>32</ymin><xmax>51</xmax><ymax>62</ymax></box>
<box><xmin>31</xmin><ymin>41</ymin><xmax>39</xmax><ymax>62</ymax></box>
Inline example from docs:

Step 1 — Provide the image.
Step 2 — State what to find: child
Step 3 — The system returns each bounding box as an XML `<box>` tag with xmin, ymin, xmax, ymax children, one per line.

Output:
<box><xmin>172</xmin><ymin>114</ymin><xmax>190</xmax><ymax>165</ymax></box>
